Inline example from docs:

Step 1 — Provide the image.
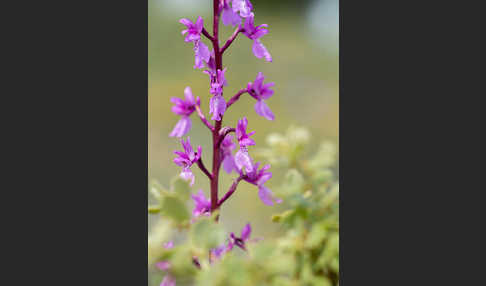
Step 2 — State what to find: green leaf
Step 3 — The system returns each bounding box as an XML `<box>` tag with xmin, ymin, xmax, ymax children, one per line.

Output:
<box><xmin>311</xmin><ymin>169</ymin><xmax>334</xmax><ymax>185</ymax></box>
<box><xmin>305</xmin><ymin>222</ymin><xmax>327</xmax><ymax>249</ymax></box>
<box><xmin>321</xmin><ymin>183</ymin><xmax>339</xmax><ymax>210</ymax></box>
<box><xmin>286</xmin><ymin>125</ymin><xmax>310</xmax><ymax>146</ymax></box>
<box><xmin>308</xmin><ymin>141</ymin><xmax>336</xmax><ymax>170</ymax></box>
<box><xmin>272</xmin><ymin>209</ymin><xmax>294</xmax><ymax>223</ymax></box>
<box><xmin>148</xmin><ymin>205</ymin><xmax>162</xmax><ymax>214</ymax></box>
<box><xmin>170</xmin><ymin>176</ymin><xmax>191</xmax><ymax>201</ymax></box>
<box><xmin>147</xmin><ymin>219</ymin><xmax>171</xmax><ymax>265</ymax></box>
<box><xmin>160</xmin><ymin>195</ymin><xmax>190</xmax><ymax>223</ymax></box>
<box><xmin>312</xmin><ymin>276</ymin><xmax>332</xmax><ymax>286</ymax></box>
<box><xmin>169</xmin><ymin>245</ymin><xmax>197</xmax><ymax>278</ymax></box>
<box><xmin>280</xmin><ymin>169</ymin><xmax>305</xmax><ymax>197</ymax></box>
<box><xmin>266</xmin><ymin>133</ymin><xmax>287</xmax><ymax>147</ymax></box>
<box><xmin>190</xmin><ymin>218</ymin><xmax>226</xmax><ymax>249</ymax></box>
<box><xmin>149</xmin><ymin>179</ymin><xmax>169</xmax><ymax>201</ymax></box>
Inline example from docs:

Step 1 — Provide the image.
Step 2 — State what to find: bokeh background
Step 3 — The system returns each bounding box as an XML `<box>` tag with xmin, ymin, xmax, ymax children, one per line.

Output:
<box><xmin>149</xmin><ymin>0</ymin><xmax>338</xmax><ymax>244</ymax></box>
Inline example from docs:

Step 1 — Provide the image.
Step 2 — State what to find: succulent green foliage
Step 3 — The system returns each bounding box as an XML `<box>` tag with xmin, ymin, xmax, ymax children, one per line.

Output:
<box><xmin>148</xmin><ymin>126</ymin><xmax>339</xmax><ymax>286</ymax></box>
<box><xmin>256</xmin><ymin>126</ymin><xmax>339</xmax><ymax>285</ymax></box>
<box><xmin>190</xmin><ymin>217</ymin><xmax>226</xmax><ymax>250</ymax></box>
<box><xmin>257</xmin><ymin>126</ymin><xmax>311</xmax><ymax>167</ymax></box>
<box><xmin>148</xmin><ymin>177</ymin><xmax>191</xmax><ymax>223</ymax></box>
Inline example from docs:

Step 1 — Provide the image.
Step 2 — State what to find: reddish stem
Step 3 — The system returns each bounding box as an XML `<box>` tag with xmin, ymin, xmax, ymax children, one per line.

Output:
<box><xmin>195</xmin><ymin>105</ymin><xmax>214</xmax><ymax>131</ymax></box>
<box><xmin>201</xmin><ymin>27</ymin><xmax>214</xmax><ymax>41</ymax></box>
<box><xmin>197</xmin><ymin>158</ymin><xmax>213</xmax><ymax>180</ymax></box>
<box><xmin>216</xmin><ymin>127</ymin><xmax>236</xmax><ymax>147</ymax></box>
<box><xmin>218</xmin><ymin>175</ymin><xmax>246</xmax><ymax>207</ymax></box>
<box><xmin>210</xmin><ymin>0</ymin><xmax>223</xmax><ymax>214</ymax></box>
<box><xmin>220</xmin><ymin>27</ymin><xmax>243</xmax><ymax>54</ymax></box>
<box><xmin>226</xmin><ymin>88</ymin><xmax>248</xmax><ymax>109</ymax></box>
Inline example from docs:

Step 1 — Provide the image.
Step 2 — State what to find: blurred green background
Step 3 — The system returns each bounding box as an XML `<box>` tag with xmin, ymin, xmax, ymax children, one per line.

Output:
<box><xmin>149</xmin><ymin>0</ymin><xmax>338</xmax><ymax>240</ymax></box>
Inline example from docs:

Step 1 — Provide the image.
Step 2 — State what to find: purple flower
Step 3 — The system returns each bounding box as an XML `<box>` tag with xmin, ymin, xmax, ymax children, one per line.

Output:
<box><xmin>236</xmin><ymin>117</ymin><xmax>256</xmax><ymax>148</ymax></box>
<box><xmin>191</xmin><ymin>189</ymin><xmax>211</xmax><ymax>218</ymax></box>
<box><xmin>234</xmin><ymin>117</ymin><xmax>256</xmax><ymax>172</ymax></box>
<box><xmin>242</xmin><ymin>161</ymin><xmax>282</xmax><ymax>206</ymax></box>
<box><xmin>210</xmin><ymin>238</ymin><xmax>234</xmax><ymax>262</ymax></box>
<box><xmin>160</xmin><ymin>275</ymin><xmax>176</xmax><ymax>286</ymax></box>
<box><xmin>209</xmin><ymin>95</ymin><xmax>227</xmax><ymax>121</ymax></box>
<box><xmin>247</xmin><ymin>72</ymin><xmax>275</xmax><ymax>120</ymax></box>
<box><xmin>234</xmin><ymin>149</ymin><xmax>253</xmax><ymax>174</ymax></box>
<box><xmin>155</xmin><ymin>261</ymin><xmax>171</xmax><ymax>271</ymax></box>
<box><xmin>243</xmin><ymin>13</ymin><xmax>268</xmax><ymax>40</ymax></box>
<box><xmin>193</xmin><ymin>40</ymin><xmax>211</xmax><ymax>69</ymax></box>
<box><xmin>211</xmin><ymin>244</ymin><xmax>228</xmax><ymax>260</ymax></box>
<box><xmin>203</xmin><ymin>52</ymin><xmax>217</xmax><ymax>78</ymax></box>
<box><xmin>179</xmin><ymin>17</ymin><xmax>211</xmax><ymax>69</ymax></box>
<box><xmin>222</xmin><ymin>0</ymin><xmax>241</xmax><ymax>26</ymax></box>
<box><xmin>180</xmin><ymin>16</ymin><xmax>204</xmax><ymax>43</ymax></box>
<box><xmin>229</xmin><ymin>223</ymin><xmax>252</xmax><ymax>250</ymax></box>
<box><xmin>210</xmin><ymin>224</ymin><xmax>253</xmax><ymax>262</ymax></box>
<box><xmin>208</xmin><ymin>68</ymin><xmax>228</xmax><ymax>121</ymax></box>
<box><xmin>154</xmin><ymin>241</ymin><xmax>174</xmax><ymax>271</ymax></box>
<box><xmin>163</xmin><ymin>241</ymin><xmax>174</xmax><ymax>249</ymax></box>
<box><xmin>210</xmin><ymin>68</ymin><xmax>228</xmax><ymax>96</ymax></box>
<box><xmin>233</xmin><ymin>0</ymin><xmax>253</xmax><ymax>18</ymax></box>
<box><xmin>243</xmin><ymin>14</ymin><xmax>272</xmax><ymax>62</ymax></box>
<box><xmin>220</xmin><ymin>135</ymin><xmax>237</xmax><ymax>174</ymax></box>
<box><xmin>173</xmin><ymin>137</ymin><xmax>202</xmax><ymax>186</ymax></box>
<box><xmin>169</xmin><ymin>87</ymin><xmax>200</xmax><ymax>138</ymax></box>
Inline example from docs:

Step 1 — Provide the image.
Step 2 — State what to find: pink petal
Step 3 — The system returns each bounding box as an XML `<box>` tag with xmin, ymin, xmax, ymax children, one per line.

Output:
<box><xmin>209</xmin><ymin>95</ymin><xmax>227</xmax><ymax>121</ymax></box>
<box><xmin>254</xmin><ymin>100</ymin><xmax>275</xmax><ymax>120</ymax></box>
<box><xmin>235</xmin><ymin>149</ymin><xmax>253</xmax><ymax>173</ymax></box>
<box><xmin>240</xmin><ymin>223</ymin><xmax>252</xmax><ymax>241</ymax></box>
<box><xmin>160</xmin><ymin>275</ymin><xmax>176</xmax><ymax>286</ymax></box>
<box><xmin>184</xmin><ymin>87</ymin><xmax>195</xmax><ymax>104</ymax></box>
<box><xmin>198</xmin><ymin>41</ymin><xmax>211</xmax><ymax>63</ymax></box>
<box><xmin>196</xmin><ymin>16</ymin><xmax>204</xmax><ymax>33</ymax></box>
<box><xmin>180</xmin><ymin>169</ymin><xmax>195</xmax><ymax>186</ymax></box>
<box><xmin>155</xmin><ymin>261</ymin><xmax>171</xmax><ymax>271</ymax></box>
<box><xmin>222</xmin><ymin>6</ymin><xmax>241</xmax><ymax>26</ymax></box>
<box><xmin>253</xmin><ymin>72</ymin><xmax>265</xmax><ymax>89</ymax></box>
<box><xmin>222</xmin><ymin>155</ymin><xmax>236</xmax><ymax>174</ymax></box>
<box><xmin>258</xmin><ymin>186</ymin><xmax>275</xmax><ymax>206</ymax></box>
<box><xmin>179</xmin><ymin>18</ymin><xmax>192</xmax><ymax>28</ymax></box>
<box><xmin>252</xmin><ymin>40</ymin><xmax>272</xmax><ymax>62</ymax></box>
<box><xmin>169</xmin><ymin>116</ymin><xmax>191</xmax><ymax>137</ymax></box>
<box><xmin>164</xmin><ymin>241</ymin><xmax>174</xmax><ymax>249</ymax></box>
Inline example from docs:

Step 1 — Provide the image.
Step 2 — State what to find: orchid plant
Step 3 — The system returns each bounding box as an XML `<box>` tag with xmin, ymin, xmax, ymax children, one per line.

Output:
<box><xmin>149</xmin><ymin>1</ymin><xmax>339</xmax><ymax>285</ymax></box>
<box><xmin>151</xmin><ymin>0</ymin><xmax>278</xmax><ymax>285</ymax></box>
